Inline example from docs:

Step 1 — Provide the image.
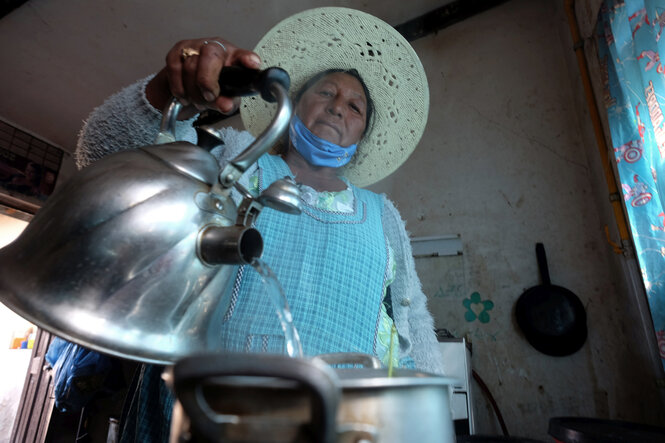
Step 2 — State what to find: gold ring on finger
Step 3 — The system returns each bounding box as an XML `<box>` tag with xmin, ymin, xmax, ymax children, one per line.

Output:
<box><xmin>181</xmin><ymin>47</ymin><xmax>200</xmax><ymax>60</ymax></box>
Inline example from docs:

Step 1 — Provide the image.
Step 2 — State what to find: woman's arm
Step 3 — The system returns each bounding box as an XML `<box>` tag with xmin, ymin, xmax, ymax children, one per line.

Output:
<box><xmin>74</xmin><ymin>75</ymin><xmax>198</xmax><ymax>169</ymax></box>
<box><xmin>382</xmin><ymin>197</ymin><xmax>446</xmax><ymax>375</ymax></box>
<box><xmin>75</xmin><ymin>37</ymin><xmax>261</xmax><ymax>169</ymax></box>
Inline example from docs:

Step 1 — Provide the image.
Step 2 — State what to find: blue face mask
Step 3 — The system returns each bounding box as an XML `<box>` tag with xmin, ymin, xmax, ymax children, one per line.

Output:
<box><xmin>289</xmin><ymin>114</ymin><xmax>358</xmax><ymax>168</ymax></box>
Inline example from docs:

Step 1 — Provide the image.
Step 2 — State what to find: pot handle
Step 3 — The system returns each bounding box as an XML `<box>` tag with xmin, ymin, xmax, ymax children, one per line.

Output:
<box><xmin>173</xmin><ymin>353</ymin><xmax>340</xmax><ymax>443</ymax></box>
<box><xmin>315</xmin><ymin>352</ymin><xmax>383</xmax><ymax>369</ymax></box>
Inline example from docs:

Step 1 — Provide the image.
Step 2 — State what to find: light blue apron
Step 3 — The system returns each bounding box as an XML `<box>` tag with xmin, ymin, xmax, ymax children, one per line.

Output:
<box><xmin>219</xmin><ymin>154</ymin><xmax>389</xmax><ymax>357</ymax></box>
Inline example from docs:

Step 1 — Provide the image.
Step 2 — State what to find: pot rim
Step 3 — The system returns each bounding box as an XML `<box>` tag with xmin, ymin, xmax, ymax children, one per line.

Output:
<box><xmin>335</xmin><ymin>368</ymin><xmax>459</xmax><ymax>389</ymax></box>
<box><xmin>198</xmin><ymin>370</ymin><xmax>460</xmax><ymax>390</ymax></box>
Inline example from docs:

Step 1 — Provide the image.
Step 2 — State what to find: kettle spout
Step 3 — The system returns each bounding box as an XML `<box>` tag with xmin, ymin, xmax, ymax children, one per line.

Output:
<box><xmin>198</xmin><ymin>225</ymin><xmax>263</xmax><ymax>265</ymax></box>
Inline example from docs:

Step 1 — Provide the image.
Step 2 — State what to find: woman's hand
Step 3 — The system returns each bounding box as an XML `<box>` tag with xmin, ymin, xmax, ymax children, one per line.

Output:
<box><xmin>146</xmin><ymin>38</ymin><xmax>261</xmax><ymax>118</ymax></box>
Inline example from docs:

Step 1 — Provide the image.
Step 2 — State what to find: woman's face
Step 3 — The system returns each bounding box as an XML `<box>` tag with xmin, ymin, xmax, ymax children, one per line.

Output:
<box><xmin>295</xmin><ymin>72</ymin><xmax>368</xmax><ymax>147</ymax></box>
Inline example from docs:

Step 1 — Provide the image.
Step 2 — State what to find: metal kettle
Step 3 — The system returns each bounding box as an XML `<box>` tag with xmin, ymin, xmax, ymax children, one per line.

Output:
<box><xmin>0</xmin><ymin>67</ymin><xmax>298</xmax><ymax>364</ymax></box>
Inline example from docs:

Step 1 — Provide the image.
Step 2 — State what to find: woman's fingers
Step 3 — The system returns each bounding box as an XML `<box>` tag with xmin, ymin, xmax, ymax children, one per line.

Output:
<box><xmin>196</xmin><ymin>40</ymin><xmax>229</xmax><ymax>103</ymax></box>
<box><xmin>164</xmin><ymin>39</ymin><xmax>193</xmax><ymax>103</ymax></box>
<box><xmin>235</xmin><ymin>50</ymin><xmax>262</xmax><ymax>70</ymax></box>
<box><xmin>163</xmin><ymin>38</ymin><xmax>261</xmax><ymax>113</ymax></box>
<box><xmin>215</xmin><ymin>96</ymin><xmax>241</xmax><ymax>114</ymax></box>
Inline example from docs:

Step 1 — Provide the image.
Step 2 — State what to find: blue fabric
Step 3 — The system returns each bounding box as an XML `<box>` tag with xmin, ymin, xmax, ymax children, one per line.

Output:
<box><xmin>597</xmin><ymin>0</ymin><xmax>665</xmax><ymax>369</ymax></box>
<box><xmin>219</xmin><ymin>154</ymin><xmax>388</xmax><ymax>357</ymax></box>
<box><xmin>45</xmin><ymin>337</ymin><xmax>113</xmax><ymax>412</ymax></box>
<box><xmin>290</xmin><ymin>114</ymin><xmax>357</xmax><ymax>167</ymax></box>
<box><xmin>44</xmin><ymin>337</ymin><xmax>69</xmax><ymax>366</ymax></box>
<box><xmin>119</xmin><ymin>364</ymin><xmax>173</xmax><ymax>443</ymax></box>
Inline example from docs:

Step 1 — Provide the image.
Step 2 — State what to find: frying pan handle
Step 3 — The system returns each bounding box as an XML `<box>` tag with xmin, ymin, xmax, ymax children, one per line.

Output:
<box><xmin>173</xmin><ymin>353</ymin><xmax>340</xmax><ymax>443</ymax></box>
<box><xmin>535</xmin><ymin>243</ymin><xmax>551</xmax><ymax>285</ymax></box>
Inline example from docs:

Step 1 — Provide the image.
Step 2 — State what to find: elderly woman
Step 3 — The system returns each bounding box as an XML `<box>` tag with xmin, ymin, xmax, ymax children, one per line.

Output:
<box><xmin>76</xmin><ymin>7</ymin><xmax>444</xmax><ymax>441</ymax></box>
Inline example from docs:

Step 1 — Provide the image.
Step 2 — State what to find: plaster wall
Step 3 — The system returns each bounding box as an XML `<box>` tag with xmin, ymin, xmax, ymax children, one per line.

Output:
<box><xmin>369</xmin><ymin>0</ymin><xmax>665</xmax><ymax>438</ymax></box>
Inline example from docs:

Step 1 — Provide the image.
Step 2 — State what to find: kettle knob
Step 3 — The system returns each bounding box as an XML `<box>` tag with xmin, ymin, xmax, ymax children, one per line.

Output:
<box><xmin>258</xmin><ymin>177</ymin><xmax>301</xmax><ymax>215</ymax></box>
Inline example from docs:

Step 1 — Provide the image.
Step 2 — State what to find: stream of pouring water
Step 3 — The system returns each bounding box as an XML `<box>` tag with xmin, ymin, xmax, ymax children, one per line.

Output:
<box><xmin>251</xmin><ymin>258</ymin><xmax>304</xmax><ymax>358</ymax></box>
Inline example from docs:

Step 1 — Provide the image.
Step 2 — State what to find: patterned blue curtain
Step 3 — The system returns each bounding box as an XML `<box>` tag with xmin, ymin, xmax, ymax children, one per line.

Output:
<box><xmin>597</xmin><ymin>0</ymin><xmax>665</xmax><ymax>369</ymax></box>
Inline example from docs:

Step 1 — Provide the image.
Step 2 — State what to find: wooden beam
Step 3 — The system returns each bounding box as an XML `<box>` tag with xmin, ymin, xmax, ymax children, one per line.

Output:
<box><xmin>394</xmin><ymin>0</ymin><xmax>512</xmax><ymax>42</ymax></box>
<box><xmin>0</xmin><ymin>0</ymin><xmax>29</xmax><ymax>19</ymax></box>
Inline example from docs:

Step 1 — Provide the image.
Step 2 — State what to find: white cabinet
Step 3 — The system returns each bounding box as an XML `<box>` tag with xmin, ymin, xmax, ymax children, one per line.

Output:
<box><xmin>439</xmin><ymin>338</ymin><xmax>475</xmax><ymax>434</ymax></box>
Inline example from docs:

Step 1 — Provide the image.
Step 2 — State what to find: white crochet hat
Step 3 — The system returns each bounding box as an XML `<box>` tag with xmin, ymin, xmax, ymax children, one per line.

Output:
<box><xmin>240</xmin><ymin>7</ymin><xmax>429</xmax><ymax>187</ymax></box>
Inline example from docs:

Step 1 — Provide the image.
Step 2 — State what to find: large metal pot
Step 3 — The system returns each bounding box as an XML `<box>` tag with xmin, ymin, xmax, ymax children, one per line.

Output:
<box><xmin>169</xmin><ymin>353</ymin><xmax>457</xmax><ymax>443</ymax></box>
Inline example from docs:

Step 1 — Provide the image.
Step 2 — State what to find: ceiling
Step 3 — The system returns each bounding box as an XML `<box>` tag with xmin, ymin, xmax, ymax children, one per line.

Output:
<box><xmin>0</xmin><ymin>0</ymin><xmax>455</xmax><ymax>155</ymax></box>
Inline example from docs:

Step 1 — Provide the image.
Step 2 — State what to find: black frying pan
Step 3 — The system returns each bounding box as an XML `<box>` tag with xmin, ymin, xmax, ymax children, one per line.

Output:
<box><xmin>515</xmin><ymin>243</ymin><xmax>587</xmax><ymax>356</ymax></box>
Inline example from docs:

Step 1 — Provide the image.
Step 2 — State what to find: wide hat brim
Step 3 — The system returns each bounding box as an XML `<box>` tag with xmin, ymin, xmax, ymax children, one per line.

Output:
<box><xmin>240</xmin><ymin>7</ymin><xmax>429</xmax><ymax>187</ymax></box>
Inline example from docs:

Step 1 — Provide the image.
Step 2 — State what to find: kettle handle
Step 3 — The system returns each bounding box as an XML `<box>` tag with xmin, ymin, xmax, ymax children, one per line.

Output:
<box><xmin>219</xmin><ymin>68</ymin><xmax>292</xmax><ymax>187</ymax></box>
<box><xmin>217</xmin><ymin>65</ymin><xmax>290</xmax><ymax>102</ymax></box>
<box><xmin>156</xmin><ymin>66</ymin><xmax>292</xmax><ymax>151</ymax></box>
<box><xmin>173</xmin><ymin>353</ymin><xmax>340</xmax><ymax>443</ymax></box>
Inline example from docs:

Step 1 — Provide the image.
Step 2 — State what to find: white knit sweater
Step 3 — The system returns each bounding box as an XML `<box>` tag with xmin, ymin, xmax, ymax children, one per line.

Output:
<box><xmin>75</xmin><ymin>76</ymin><xmax>445</xmax><ymax>375</ymax></box>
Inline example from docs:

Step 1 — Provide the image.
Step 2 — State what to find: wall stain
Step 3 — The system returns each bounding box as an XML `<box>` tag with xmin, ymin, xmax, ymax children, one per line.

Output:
<box><xmin>499</xmin><ymin>190</ymin><xmax>512</xmax><ymax>208</ymax></box>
